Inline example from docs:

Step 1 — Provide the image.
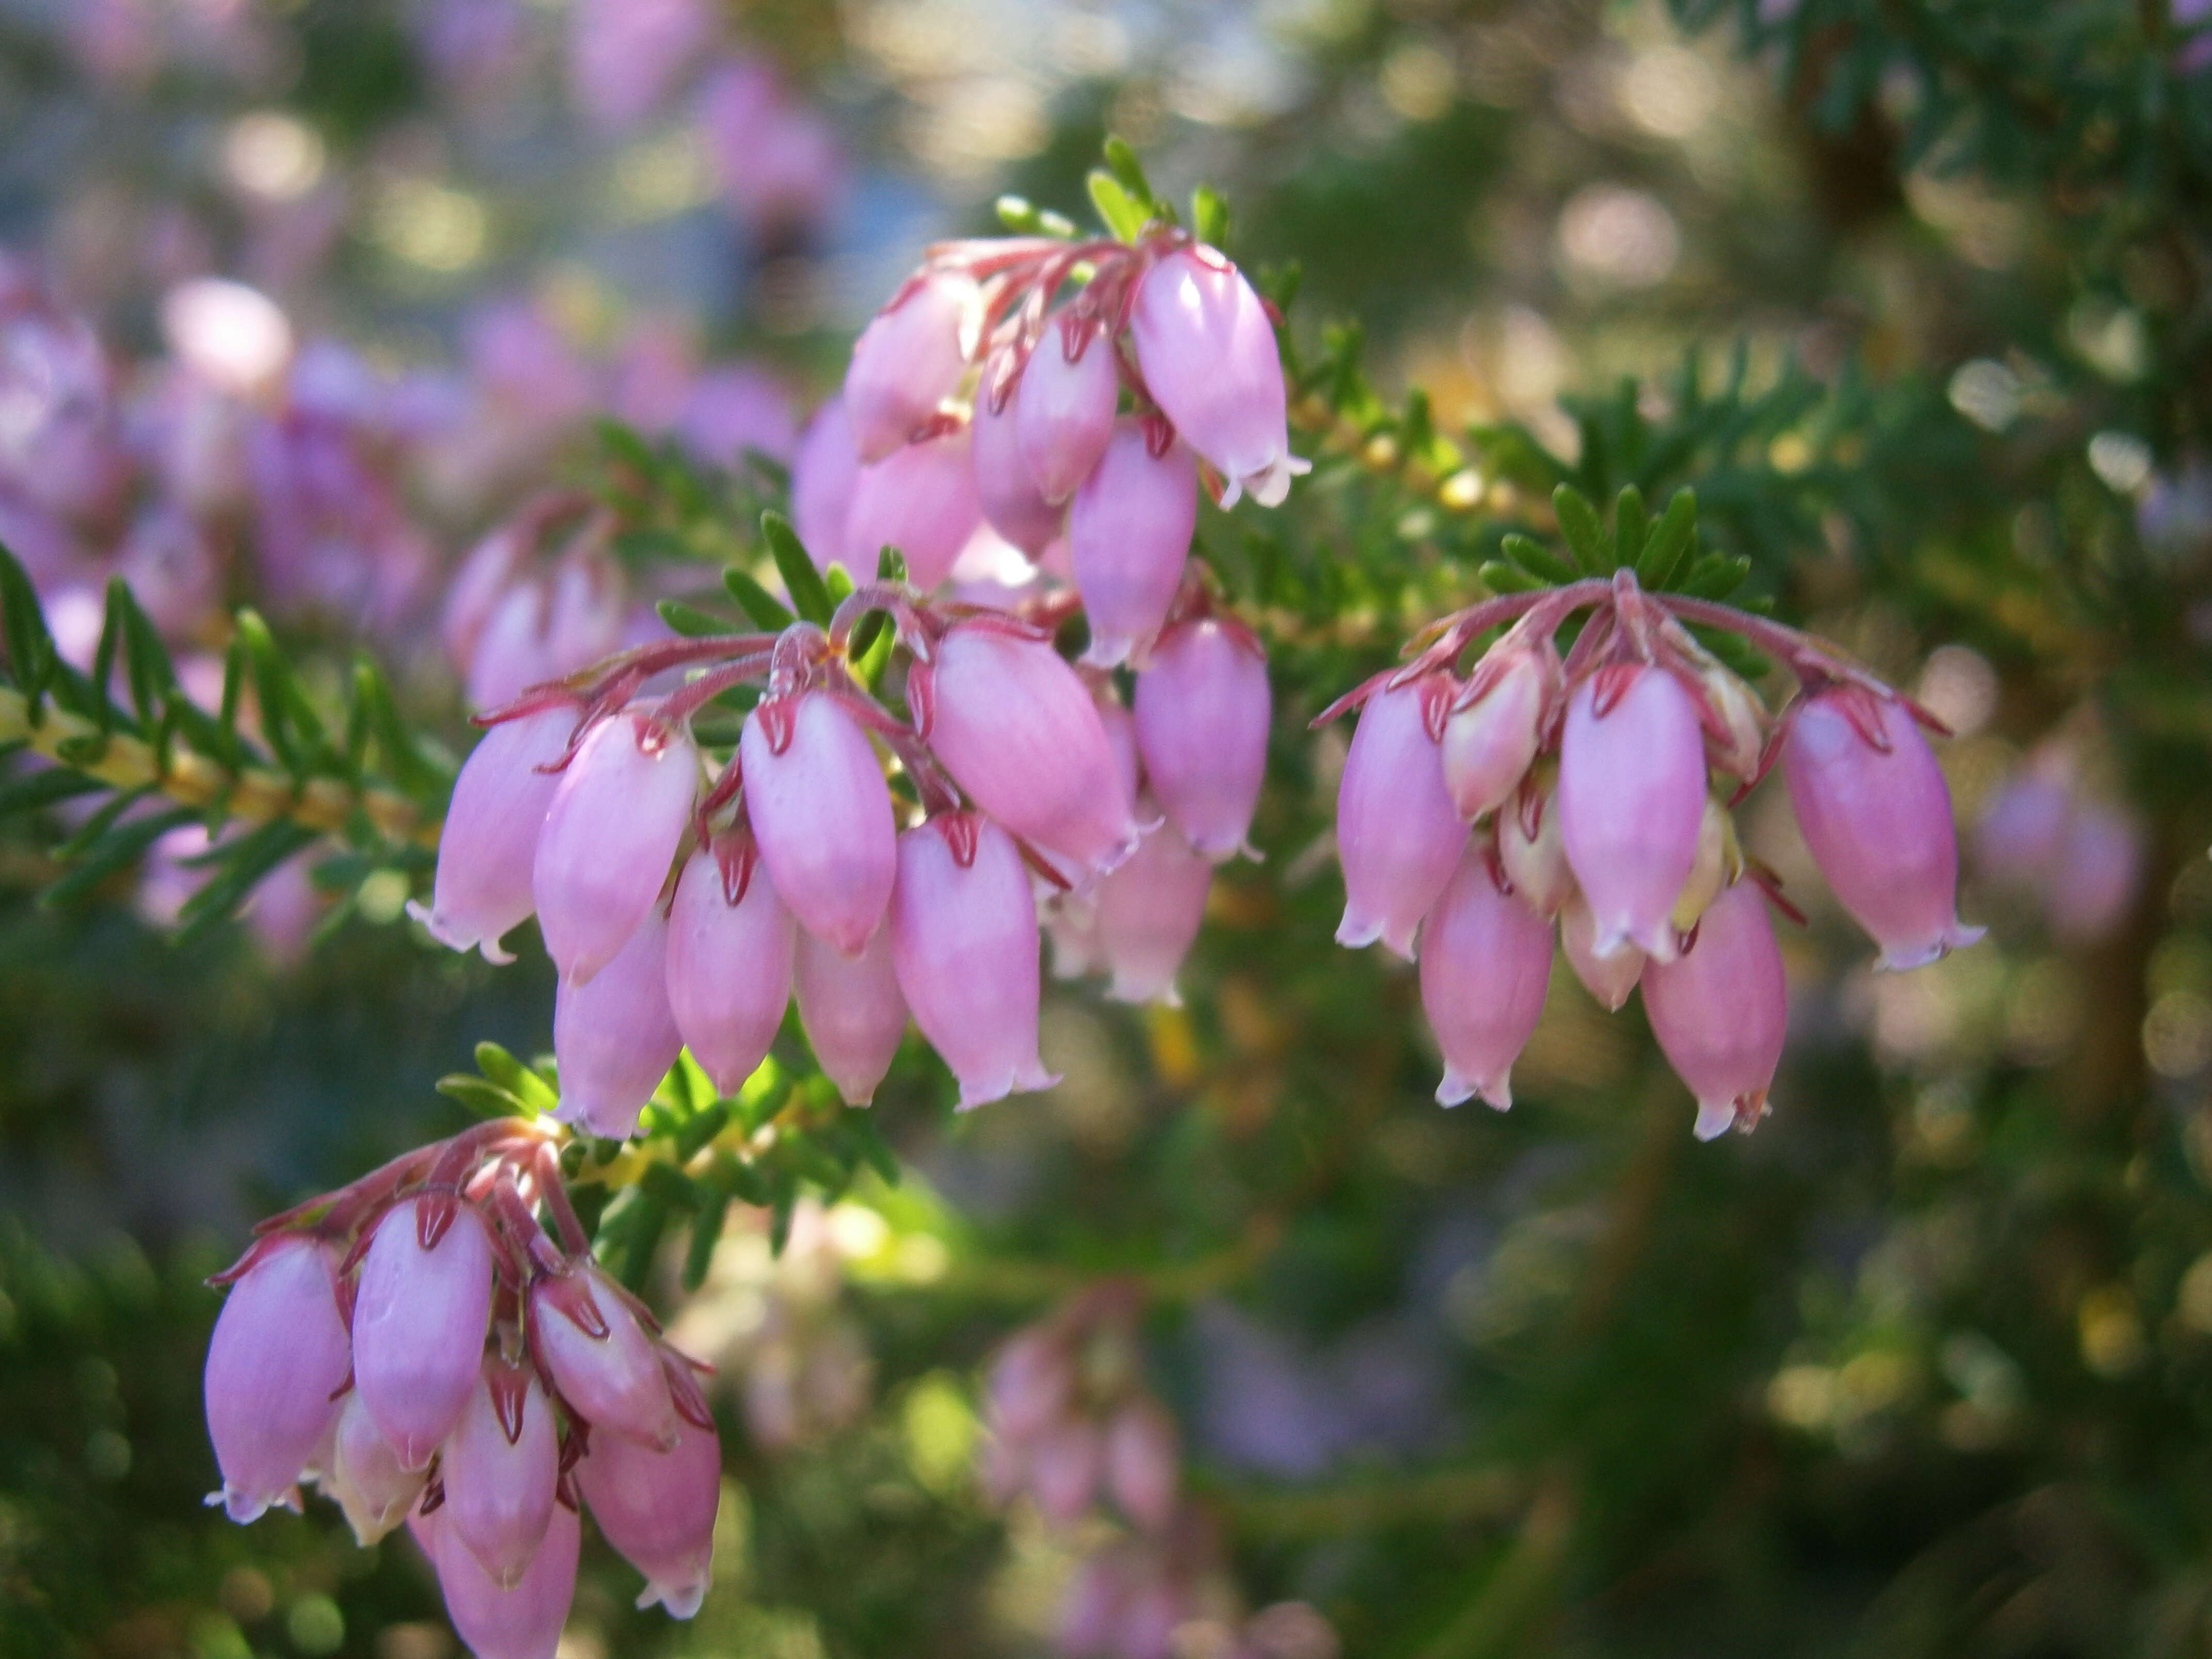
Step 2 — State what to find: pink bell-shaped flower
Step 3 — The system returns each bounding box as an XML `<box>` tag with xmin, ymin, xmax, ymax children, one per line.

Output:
<box><xmin>1498</xmin><ymin>768</ymin><xmax>1573</xmax><ymax>917</ymax></box>
<box><xmin>551</xmin><ymin>909</ymin><xmax>683</xmax><ymax>1140</ymax></box>
<box><xmin>1133</xmin><ymin>617</ymin><xmax>1269</xmax><ymax>862</ymax></box>
<box><xmin>920</xmin><ymin>621</ymin><xmax>1143</xmax><ymax>879</ymax></box>
<box><xmin>1560</xmin><ymin>890</ymin><xmax>1644</xmax><ymax>1012</ymax></box>
<box><xmin>576</xmin><ymin>1413</ymin><xmax>723</xmax><ymax>1618</ymax></box>
<box><xmin>1069</xmin><ymin>422</ymin><xmax>1197</xmax><ymax>668</ymax></box>
<box><xmin>1417</xmin><ymin>844</ymin><xmax>1553</xmax><ymax>1109</ymax></box>
<box><xmin>327</xmin><ymin>1388</ymin><xmax>424</xmax><ymax>1546</ymax></box>
<box><xmin>844</xmin><ymin>426</ymin><xmax>985</xmax><ymax>590</ymax></box>
<box><xmin>738</xmin><ymin>692</ymin><xmax>897</xmax><ymax>956</ymax></box>
<box><xmin>889</xmin><ymin>813</ymin><xmax>1059</xmax><ymax>1109</ymax></box>
<box><xmin>533</xmin><ymin>708</ymin><xmax>697</xmax><ymax>985</ymax></box>
<box><xmin>1092</xmin><ymin>816</ymin><xmax>1212</xmax><ymax>1006</ymax></box>
<box><xmin>426</xmin><ymin>1485</ymin><xmax>580</xmax><ymax>1659</ymax></box>
<box><xmin>843</xmin><ymin>272</ymin><xmax>974</xmax><ymax>463</ymax></box>
<box><xmin>527</xmin><ymin>1264</ymin><xmax>679</xmax><ymax>1450</ymax></box>
<box><xmin>1335</xmin><ymin>676</ymin><xmax>1466</xmax><ymax>959</ymax></box>
<box><xmin>1441</xmin><ymin>651</ymin><xmax>1549</xmax><ymax>823</ymax></box>
<box><xmin>1557</xmin><ymin>665</ymin><xmax>1705</xmax><ymax>964</ymax></box>
<box><xmin>1029</xmin><ymin>1416</ymin><xmax>1105</xmax><ymax>1525</ymax></box>
<box><xmin>411</xmin><ymin>706</ymin><xmax>573</xmax><ymax>963</ymax></box>
<box><xmin>971</xmin><ymin>361</ymin><xmax>1063</xmax><ymax>557</ymax></box>
<box><xmin>1780</xmin><ymin>686</ymin><xmax>1983</xmax><ymax>970</ymax></box>
<box><xmin>1129</xmin><ymin>247</ymin><xmax>1309</xmax><ymax>509</ymax></box>
<box><xmin>665</xmin><ymin>838</ymin><xmax>796</xmax><ymax>1098</ymax></box>
<box><xmin>1017</xmin><ymin>317</ymin><xmax>1120</xmax><ymax>503</ymax></box>
<box><xmin>439</xmin><ymin>1354</ymin><xmax>559</xmax><ymax>1589</ymax></box>
<box><xmin>791</xmin><ymin>396</ymin><xmax>860</xmax><ymax>574</ymax></box>
<box><xmin>352</xmin><ymin>1197</ymin><xmax>497</xmax><ymax>1469</ymax></box>
<box><xmin>1641</xmin><ymin>878</ymin><xmax>1789</xmax><ymax>1140</ymax></box>
<box><xmin>988</xmin><ymin>1328</ymin><xmax>1075</xmax><ymax>1441</ymax></box>
<box><xmin>1103</xmin><ymin>1398</ymin><xmax>1180</xmax><ymax>1533</ymax></box>
<box><xmin>793</xmin><ymin>924</ymin><xmax>909</xmax><ymax>1105</ymax></box>
<box><xmin>204</xmin><ymin>1235</ymin><xmax>351</xmax><ymax>1523</ymax></box>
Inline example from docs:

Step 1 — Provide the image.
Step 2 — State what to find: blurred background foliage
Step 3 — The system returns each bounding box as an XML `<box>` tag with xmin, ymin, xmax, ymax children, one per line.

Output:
<box><xmin>4</xmin><ymin>1</ymin><xmax>2212</xmax><ymax>1657</ymax></box>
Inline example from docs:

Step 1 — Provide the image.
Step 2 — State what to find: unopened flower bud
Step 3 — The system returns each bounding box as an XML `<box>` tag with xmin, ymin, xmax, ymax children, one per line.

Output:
<box><xmin>740</xmin><ymin>691</ymin><xmax>897</xmax><ymax>956</ymax></box>
<box><xmin>528</xmin><ymin>1265</ymin><xmax>679</xmax><ymax>1451</ymax></box>
<box><xmin>576</xmin><ymin>1414</ymin><xmax>722</xmax><ymax>1618</ymax></box>
<box><xmin>1093</xmin><ymin>817</ymin><xmax>1213</xmax><ymax>1006</ymax></box>
<box><xmin>1440</xmin><ymin>650</ymin><xmax>1549</xmax><ymax>822</ymax></box>
<box><xmin>1418</xmin><ymin>844</ymin><xmax>1553</xmax><ymax>1110</ymax></box>
<box><xmin>791</xmin><ymin>396</ymin><xmax>860</xmax><ymax>575</ymax></box>
<box><xmin>1070</xmin><ymin>422</ymin><xmax>1196</xmax><ymax>668</ymax></box>
<box><xmin>1558</xmin><ymin>665</ymin><xmax>1706</xmax><ymax>964</ymax></box>
<box><xmin>793</xmin><ymin>924</ymin><xmax>909</xmax><ymax>1106</ymax></box>
<box><xmin>204</xmin><ymin>1235</ymin><xmax>351</xmax><ymax>1523</ymax></box>
<box><xmin>1779</xmin><ymin>687</ymin><xmax>1982</xmax><ymax>970</ymax></box>
<box><xmin>1133</xmin><ymin>617</ymin><xmax>1269</xmax><ymax>863</ymax></box>
<box><xmin>1335</xmin><ymin>677</ymin><xmax>1466</xmax><ymax>960</ymax></box>
<box><xmin>972</xmin><ymin>362</ymin><xmax>1063</xmax><ymax>557</ymax></box>
<box><xmin>1129</xmin><ymin>247</ymin><xmax>1309</xmax><ymax>508</ymax></box>
<box><xmin>843</xmin><ymin>272</ymin><xmax>975</xmax><ymax>463</ymax></box>
<box><xmin>533</xmin><ymin>708</ymin><xmax>697</xmax><ymax>985</ymax></box>
<box><xmin>1018</xmin><ymin>317</ymin><xmax>1119</xmax><ymax>503</ymax></box>
<box><xmin>552</xmin><ymin>909</ymin><xmax>683</xmax><ymax>1140</ymax></box>
<box><xmin>1694</xmin><ymin>657</ymin><xmax>1769</xmax><ymax>782</ymax></box>
<box><xmin>353</xmin><ymin>1197</ymin><xmax>497</xmax><ymax>1469</ymax></box>
<box><xmin>1103</xmin><ymin>1398</ymin><xmax>1180</xmax><ymax>1532</ymax></box>
<box><xmin>427</xmin><ymin>1484</ymin><xmax>580</xmax><ymax>1659</ymax></box>
<box><xmin>890</xmin><ymin>814</ymin><xmax>1058</xmax><ymax>1109</ymax></box>
<box><xmin>1642</xmin><ymin>879</ymin><xmax>1788</xmax><ymax>1140</ymax></box>
<box><xmin>845</xmin><ymin>426</ymin><xmax>985</xmax><ymax>590</ymax></box>
<box><xmin>665</xmin><ymin>841</ymin><xmax>796</xmax><ymax>1098</ymax></box>
<box><xmin>1498</xmin><ymin>766</ymin><xmax>1573</xmax><ymax>918</ymax></box>
<box><xmin>410</xmin><ymin>706</ymin><xmax>573</xmax><ymax>964</ymax></box>
<box><xmin>440</xmin><ymin>1355</ymin><xmax>558</xmax><ymax>1589</ymax></box>
<box><xmin>1668</xmin><ymin>797</ymin><xmax>1740</xmax><ymax>937</ymax></box>
<box><xmin>326</xmin><ymin>1388</ymin><xmax>425</xmax><ymax>1546</ymax></box>
<box><xmin>1560</xmin><ymin>889</ymin><xmax>1644</xmax><ymax>1012</ymax></box>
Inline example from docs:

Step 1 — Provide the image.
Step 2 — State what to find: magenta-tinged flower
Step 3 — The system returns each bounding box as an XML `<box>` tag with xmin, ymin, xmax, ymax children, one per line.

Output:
<box><xmin>567</xmin><ymin>0</ymin><xmax>712</xmax><ymax>132</ymax></box>
<box><xmin>552</xmin><ymin>910</ymin><xmax>684</xmax><ymax>1141</ymax></box>
<box><xmin>352</xmin><ymin>1197</ymin><xmax>497</xmax><ymax>1470</ymax></box>
<box><xmin>326</xmin><ymin>1389</ymin><xmax>424</xmax><ymax>1547</ymax></box>
<box><xmin>791</xmin><ymin>397</ymin><xmax>860</xmax><ymax>575</ymax></box>
<box><xmin>1103</xmin><ymin>1398</ymin><xmax>1180</xmax><ymax>1533</ymax></box>
<box><xmin>410</xmin><ymin>706</ymin><xmax>573</xmax><ymax>963</ymax></box>
<box><xmin>844</xmin><ymin>427</ymin><xmax>985</xmax><ymax>590</ymax></box>
<box><xmin>1070</xmin><ymin>422</ymin><xmax>1197</xmax><ymax>668</ymax></box>
<box><xmin>793</xmin><ymin>925</ymin><xmax>909</xmax><ymax>1106</ymax></box>
<box><xmin>1498</xmin><ymin>769</ymin><xmax>1573</xmax><ymax>917</ymax></box>
<box><xmin>665</xmin><ymin>841</ymin><xmax>797</xmax><ymax>1098</ymax></box>
<box><xmin>1092</xmin><ymin>817</ymin><xmax>1212</xmax><ymax>1006</ymax></box>
<box><xmin>739</xmin><ymin>692</ymin><xmax>897</xmax><ymax>956</ymax></box>
<box><xmin>1441</xmin><ymin>650</ymin><xmax>1550</xmax><ymax>823</ymax></box>
<box><xmin>988</xmin><ymin>1328</ymin><xmax>1075</xmax><ymax>1442</ymax></box>
<box><xmin>528</xmin><ymin>1265</ymin><xmax>679</xmax><ymax>1451</ymax></box>
<box><xmin>203</xmin><ymin>1235</ymin><xmax>351</xmax><ymax>1523</ymax></box>
<box><xmin>1029</xmin><ymin>1416</ymin><xmax>1104</xmax><ymax>1525</ymax></box>
<box><xmin>2047</xmin><ymin>803</ymin><xmax>2143</xmax><ymax>944</ymax></box>
<box><xmin>971</xmin><ymin>364</ymin><xmax>1063</xmax><ymax>558</ymax></box>
<box><xmin>843</xmin><ymin>273</ymin><xmax>975</xmax><ymax>463</ymax></box>
<box><xmin>1133</xmin><ymin>617</ymin><xmax>1268</xmax><ymax>863</ymax></box>
<box><xmin>1557</xmin><ymin>665</ymin><xmax>1706</xmax><ymax>964</ymax></box>
<box><xmin>439</xmin><ymin>1355</ymin><xmax>558</xmax><ymax>1589</ymax></box>
<box><xmin>920</xmin><ymin>622</ymin><xmax>1143</xmax><ymax>878</ymax></box>
<box><xmin>1335</xmin><ymin>676</ymin><xmax>1467</xmax><ymax>959</ymax></box>
<box><xmin>1561</xmin><ymin>891</ymin><xmax>1644</xmax><ymax>1012</ymax></box>
<box><xmin>1129</xmin><ymin>247</ymin><xmax>1308</xmax><ymax>508</ymax></box>
<box><xmin>1779</xmin><ymin>686</ymin><xmax>1982</xmax><ymax>970</ymax></box>
<box><xmin>533</xmin><ymin>709</ymin><xmax>698</xmax><ymax>985</ymax></box>
<box><xmin>426</xmin><ymin>1485</ymin><xmax>581</xmax><ymax>1659</ymax></box>
<box><xmin>1417</xmin><ymin>845</ymin><xmax>1554</xmax><ymax>1109</ymax></box>
<box><xmin>889</xmin><ymin>814</ymin><xmax>1059</xmax><ymax>1109</ymax></box>
<box><xmin>576</xmin><ymin>1414</ymin><xmax>723</xmax><ymax>1617</ymax></box>
<box><xmin>1641</xmin><ymin>879</ymin><xmax>1789</xmax><ymax>1140</ymax></box>
<box><xmin>1018</xmin><ymin>318</ymin><xmax>1119</xmax><ymax>503</ymax></box>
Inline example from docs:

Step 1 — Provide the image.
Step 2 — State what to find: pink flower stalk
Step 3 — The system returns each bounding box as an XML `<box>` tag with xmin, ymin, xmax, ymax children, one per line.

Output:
<box><xmin>1440</xmin><ymin>651</ymin><xmax>1550</xmax><ymax>823</ymax></box>
<box><xmin>1641</xmin><ymin>879</ymin><xmax>1789</xmax><ymax>1141</ymax></box>
<box><xmin>576</xmin><ymin>1414</ymin><xmax>723</xmax><ymax>1617</ymax></box>
<box><xmin>889</xmin><ymin>814</ymin><xmax>1059</xmax><ymax>1109</ymax></box>
<box><xmin>739</xmin><ymin>692</ymin><xmax>897</xmax><ymax>956</ymax></box>
<box><xmin>1103</xmin><ymin>1398</ymin><xmax>1180</xmax><ymax>1532</ymax></box>
<box><xmin>1779</xmin><ymin>687</ymin><xmax>1982</xmax><ymax>970</ymax></box>
<box><xmin>1557</xmin><ymin>665</ymin><xmax>1706</xmax><ymax>963</ymax></box>
<box><xmin>1561</xmin><ymin>891</ymin><xmax>1644</xmax><ymax>1012</ymax></box>
<box><xmin>1092</xmin><ymin>817</ymin><xmax>1213</xmax><ymax>1006</ymax></box>
<box><xmin>1129</xmin><ymin>247</ymin><xmax>1309</xmax><ymax>508</ymax></box>
<box><xmin>793</xmin><ymin>925</ymin><xmax>909</xmax><ymax>1105</ymax></box>
<box><xmin>791</xmin><ymin>397</ymin><xmax>860</xmax><ymax>575</ymax></box>
<box><xmin>1132</xmin><ymin>617</ymin><xmax>1270</xmax><ymax>863</ymax></box>
<box><xmin>327</xmin><ymin>1390</ymin><xmax>424</xmax><ymax>1546</ymax></box>
<box><xmin>528</xmin><ymin>1265</ymin><xmax>679</xmax><ymax>1451</ymax></box>
<box><xmin>665</xmin><ymin>840</ymin><xmax>797</xmax><ymax>1098</ymax></box>
<box><xmin>1498</xmin><ymin>770</ymin><xmax>1573</xmax><ymax>917</ymax></box>
<box><xmin>551</xmin><ymin>910</ymin><xmax>684</xmax><ymax>1141</ymax></box>
<box><xmin>203</xmin><ymin>1235</ymin><xmax>351</xmax><ymax>1523</ymax></box>
<box><xmin>921</xmin><ymin>622</ymin><xmax>1143</xmax><ymax>878</ymax></box>
<box><xmin>533</xmin><ymin>709</ymin><xmax>698</xmax><ymax>985</ymax></box>
<box><xmin>440</xmin><ymin>1355</ymin><xmax>559</xmax><ymax>1589</ymax></box>
<box><xmin>1417</xmin><ymin>845</ymin><xmax>1554</xmax><ymax>1109</ymax></box>
<box><xmin>971</xmin><ymin>364</ymin><xmax>1064</xmax><ymax>558</ymax></box>
<box><xmin>844</xmin><ymin>427</ymin><xmax>986</xmax><ymax>590</ymax></box>
<box><xmin>843</xmin><ymin>274</ymin><xmax>976</xmax><ymax>463</ymax></box>
<box><xmin>427</xmin><ymin>1487</ymin><xmax>581</xmax><ymax>1659</ymax></box>
<box><xmin>1335</xmin><ymin>676</ymin><xmax>1467</xmax><ymax>960</ymax></box>
<box><xmin>1017</xmin><ymin>318</ymin><xmax>1120</xmax><ymax>503</ymax></box>
<box><xmin>410</xmin><ymin>706</ymin><xmax>574</xmax><ymax>963</ymax></box>
<box><xmin>352</xmin><ymin>1197</ymin><xmax>497</xmax><ymax>1469</ymax></box>
<box><xmin>1069</xmin><ymin>422</ymin><xmax>1197</xmax><ymax>668</ymax></box>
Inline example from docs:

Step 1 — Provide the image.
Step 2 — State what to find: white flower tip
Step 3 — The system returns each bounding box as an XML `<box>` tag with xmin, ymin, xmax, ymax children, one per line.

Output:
<box><xmin>407</xmin><ymin>900</ymin><xmax>485</xmax><ymax>957</ymax></box>
<box><xmin>1108</xmin><ymin>972</ymin><xmax>1178</xmax><ymax>1007</ymax></box>
<box><xmin>1244</xmin><ymin>454</ymin><xmax>1309</xmax><ymax>509</ymax></box>
<box><xmin>212</xmin><ymin>1486</ymin><xmax>269</xmax><ymax>1523</ymax></box>
<box><xmin>1435</xmin><ymin>1074</ymin><xmax>1474</xmax><ymax>1108</ymax></box>
<box><xmin>1382</xmin><ymin>920</ymin><xmax>1421</xmax><ymax>963</ymax></box>
<box><xmin>1632</xmin><ymin>922</ymin><xmax>1681</xmax><ymax>965</ymax></box>
<box><xmin>1335</xmin><ymin>910</ymin><xmax>1383</xmax><ymax>950</ymax></box>
<box><xmin>1478</xmin><ymin>1076</ymin><xmax>1514</xmax><ymax>1113</ymax></box>
<box><xmin>1081</xmin><ymin>635</ymin><xmax>1135</xmax><ymax>670</ymax></box>
<box><xmin>638</xmin><ymin>1571</ymin><xmax>710</xmax><ymax>1620</ymax></box>
<box><xmin>1693</xmin><ymin>1100</ymin><xmax>1736</xmax><ymax>1142</ymax></box>
<box><xmin>1875</xmin><ymin>920</ymin><xmax>1983</xmax><ymax>972</ymax></box>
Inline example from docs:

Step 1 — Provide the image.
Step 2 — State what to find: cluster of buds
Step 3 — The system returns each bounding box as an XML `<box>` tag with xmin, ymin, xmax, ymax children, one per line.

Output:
<box><xmin>1059</xmin><ymin>1516</ymin><xmax>1340</xmax><ymax>1659</ymax></box>
<box><xmin>201</xmin><ymin>1119</ymin><xmax>720</xmax><ymax>1657</ymax></box>
<box><xmin>790</xmin><ymin>225</ymin><xmax>1306</xmax><ymax>666</ymax></box>
<box><xmin>1322</xmin><ymin>568</ymin><xmax>1981</xmax><ymax>1140</ymax></box>
<box><xmin>440</xmin><ymin>492</ymin><xmax>640</xmax><ymax>713</ymax></box>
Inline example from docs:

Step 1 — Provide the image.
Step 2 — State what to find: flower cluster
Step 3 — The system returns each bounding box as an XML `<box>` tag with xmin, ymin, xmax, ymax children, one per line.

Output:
<box><xmin>789</xmin><ymin>227</ymin><xmax>1306</xmax><ymax>665</ymax></box>
<box><xmin>1974</xmin><ymin>735</ymin><xmax>2144</xmax><ymax>945</ymax></box>
<box><xmin>202</xmin><ymin>1119</ymin><xmax>720</xmax><ymax>1657</ymax></box>
<box><xmin>1323</xmin><ymin>568</ymin><xmax>1982</xmax><ymax>1139</ymax></box>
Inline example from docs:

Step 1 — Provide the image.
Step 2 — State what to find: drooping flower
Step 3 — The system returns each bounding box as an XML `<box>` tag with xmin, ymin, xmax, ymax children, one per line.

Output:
<box><xmin>1556</xmin><ymin>665</ymin><xmax>1706</xmax><ymax>963</ymax></box>
<box><xmin>739</xmin><ymin>691</ymin><xmax>897</xmax><ymax>956</ymax></box>
<box><xmin>1641</xmin><ymin>879</ymin><xmax>1789</xmax><ymax>1140</ymax></box>
<box><xmin>1017</xmin><ymin>316</ymin><xmax>1120</xmax><ymax>504</ymax></box>
<box><xmin>410</xmin><ymin>705</ymin><xmax>573</xmax><ymax>963</ymax></box>
<box><xmin>551</xmin><ymin>909</ymin><xmax>684</xmax><ymax>1141</ymax></box>
<box><xmin>437</xmin><ymin>1354</ymin><xmax>559</xmax><ymax>1589</ymax></box>
<box><xmin>664</xmin><ymin>838</ymin><xmax>796</xmax><ymax>1098</ymax></box>
<box><xmin>527</xmin><ymin>1264</ymin><xmax>679</xmax><ymax>1452</ymax></box>
<box><xmin>792</xmin><ymin>924</ymin><xmax>909</xmax><ymax>1106</ymax></box>
<box><xmin>1132</xmin><ymin>616</ymin><xmax>1270</xmax><ymax>863</ymax></box>
<box><xmin>1335</xmin><ymin>676</ymin><xmax>1466</xmax><ymax>959</ymax></box>
<box><xmin>576</xmin><ymin>1414</ymin><xmax>723</xmax><ymax>1617</ymax></box>
<box><xmin>842</xmin><ymin>273</ymin><xmax>975</xmax><ymax>463</ymax></box>
<box><xmin>1417</xmin><ymin>844</ymin><xmax>1554</xmax><ymax>1109</ymax></box>
<box><xmin>1069</xmin><ymin>421</ymin><xmax>1197</xmax><ymax>668</ymax></box>
<box><xmin>1092</xmin><ymin>816</ymin><xmax>1213</xmax><ymax>1006</ymax></box>
<box><xmin>351</xmin><ymin>1197</ymin><xmax>497</xmax><ymax>1470</ymax></box>
<box><xmin>203</xmin><ymin>1235</ymin><xmax>352</xmax><ymax>1523</ymax></box>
